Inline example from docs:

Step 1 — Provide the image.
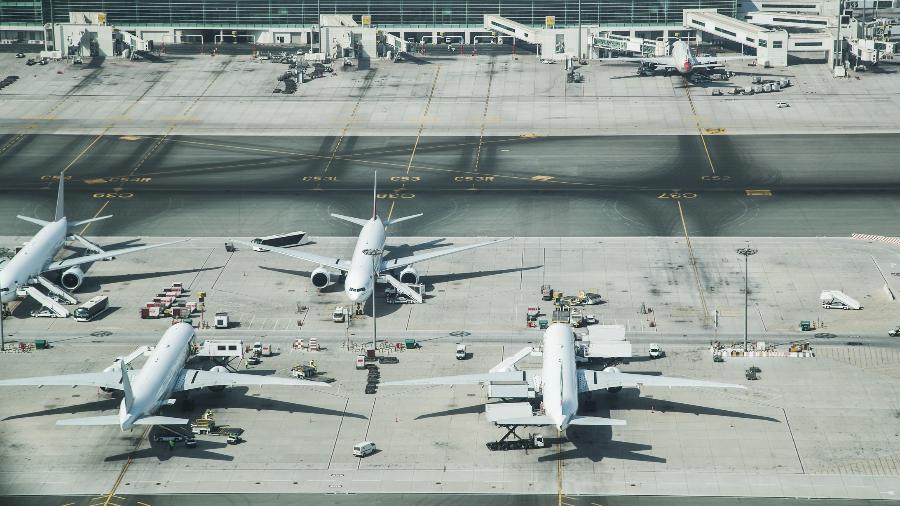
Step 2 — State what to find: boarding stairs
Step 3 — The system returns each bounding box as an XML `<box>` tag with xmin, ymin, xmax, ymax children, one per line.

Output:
<box><xmin>35</xmin><ymin>275</ymin><xmax>77</xmax><ymax>304</ymax></box>
<box><xmin>70</xmin><ymin>234</ymin><xmax>108</xmax><ymax>256</ymax></box>
<box><xmin>381</xmin><ymin>273</ymin><xmax>423</xmax><ymax>304</ymax></box>
<box><xmin>490</xmin><ymin>346</ymin><xmax>535</xmax><ymax>373</ymax></box>
<box><xmin>21</xmin><ymin>286</ymin><xmax>69</xmax><ymax>318</ymax></box>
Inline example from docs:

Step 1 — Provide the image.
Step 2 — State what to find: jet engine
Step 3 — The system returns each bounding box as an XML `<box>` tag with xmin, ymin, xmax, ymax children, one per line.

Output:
<box><xmin>398</xmin><ymin>266</ymin><xmax>419</xmax><ymax>285</ymax></box>
<box><xmin>60</xmin><ymin>266</ymin><xmax>84</xmax><ymax>290</ymax></box>
<box><xmin>311</xmin><ymin>267</ymin><xmax>332</xmax><ymax>288</ymax></box>
<box><xmin>207</xmin><ymin>365</ymin><xmax>229</xmax><ymax>392</ymax></box>
<box><xmin>603</xmin><ymin>366</ymin><xmax>622</xmax><ymax>393</ymax></box>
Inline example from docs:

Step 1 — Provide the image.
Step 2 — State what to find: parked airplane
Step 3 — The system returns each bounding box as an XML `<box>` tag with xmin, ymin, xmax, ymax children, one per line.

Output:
<box><xmin>384</xmin><ymin>323</ymin><xmax>745</xmax><ymax>431</ymax></box>
<box><xmin>0</xmin><ymin>174</ymin><xmax>184</xmax><ymax>316</ymax></box>
<box><xmin>0</xmin><ymin>323</ymin><xmax>327</xmax><ymax>430</ymax></box>
<box><xmin>233</xmin><ymin>174</ymin><xmax>510</xmax><ymax>305</ymax></box>
<box><xmin>602</xmin><ymin>40</ymin><xmax>755</xmax><ymax>75</ymax></box>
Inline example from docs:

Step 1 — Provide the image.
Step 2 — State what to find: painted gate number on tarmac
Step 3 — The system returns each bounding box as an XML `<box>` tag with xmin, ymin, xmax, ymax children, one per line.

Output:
<box><xmin>377</xmin><ymin>193</ymin><xmax>415</xmax><ymax>199</ymax></box>
<box><xmin>92</xmin><ymin>192</ymin><xmax>134</xmax><ymax>199</ymax></box>
<box><xmin>657</xmin><ymin>192</ymin><xmax>697</xmax><ymax>199</ymax></box>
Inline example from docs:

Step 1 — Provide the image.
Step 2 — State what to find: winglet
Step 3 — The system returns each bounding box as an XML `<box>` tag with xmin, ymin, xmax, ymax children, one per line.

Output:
<box><xmin>55</xmin><ymin>172</ymin><xmax>65</xmax><ymax>221</ymax></box>
<box><xmin>120</xmin><ymin>360</ymin><xmax>134</xmax><ymax>410</ymax></box>
<box><xmin>372</xmin><ymin>170</ymin><xmax>378</xmax><ymax>219</ymax></box>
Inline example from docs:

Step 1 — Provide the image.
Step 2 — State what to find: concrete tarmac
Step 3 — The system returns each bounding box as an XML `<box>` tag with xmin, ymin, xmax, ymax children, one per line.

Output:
<box><xmin>1</xmin><ymin>133</ymin><xmax>900</xmax><ymax>237</ymax></box>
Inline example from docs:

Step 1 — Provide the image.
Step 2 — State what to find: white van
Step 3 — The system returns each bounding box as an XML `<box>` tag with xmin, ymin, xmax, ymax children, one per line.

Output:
<box><xmin>353</xmin><ymin>441</ymin><xmax>376</xmax><ymax>457</ymax></box>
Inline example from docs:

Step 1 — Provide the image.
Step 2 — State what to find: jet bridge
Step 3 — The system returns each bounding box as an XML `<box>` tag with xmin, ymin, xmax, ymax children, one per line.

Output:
<box><xmin>593</xmin><ymin>32</ymin><xmax>663</xmax><ymax>56</ymax></box>
<box><xmin>483</xmin><ymin>15</ymin><xmax>539</xmax><ymax>47</ymax></box>
<box><xmin>684</xmin><ymin>9</ymin><xmax>788</xmax><ymax>66</ymax></box>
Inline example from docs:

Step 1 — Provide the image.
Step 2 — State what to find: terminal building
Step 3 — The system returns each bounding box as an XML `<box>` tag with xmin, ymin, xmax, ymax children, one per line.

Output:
<box><xmin>1</xmin><ymin>0</ymin><xmax>898</xmax><ymax>67</ymax></box>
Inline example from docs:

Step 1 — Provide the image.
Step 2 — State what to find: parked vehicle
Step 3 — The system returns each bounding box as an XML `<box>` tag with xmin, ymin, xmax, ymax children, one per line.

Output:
<box><xmin>353</xmin><ymin>441</ymin><xmax>376</xmax><ymax>457</ymax></box>
<box><xmin>251</xmin><ymin>230</ymin><xmax>306</xmax><ymax>252</ymax></box>
<box><xmin>455</xmin><ymin>343</ymin><xmax>467</xmax><ymax>360</ymax></box>
<box><xmin>649</xmin><ymin>344</ymin><xmax>664</xmax><ymax>359</ymax></box>
<box><xmin>74</xmin><ymin>296</ymin><xmax>109</xmax><ymax>322</ymax></box>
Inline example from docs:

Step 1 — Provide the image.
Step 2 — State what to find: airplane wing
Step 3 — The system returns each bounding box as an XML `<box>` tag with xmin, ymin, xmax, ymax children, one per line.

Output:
<box><xmin>577</xmin><ymin>369</ymin><xmax>745</xmax><ymax>393</ymax></box>
<box><xmin>694</xmin><ymin>55</ymin><xmax>757</xmax><ymax>66</ymax></box>
<box><xmin>231</xmin><ymin>240</ymin><xmax>351</xmax><ymax>272</ymax></box>
<box><xmin>598</xmin><ymin>56</ymin><xmax>675</xmax><ymax>67</ymax></box>
<box><xmin>174</xmin><ymin>369</ymin><xmax>329</xmax><ymax>392</ymax></box>
<box><xmin>380</xmin><ymin>237</ymin><xmax>511</xmax><ymax>271</ymax></box>
<box><xmin>0</xmin><ymin>371</ymin><xmax>128</xmax><ymax>390</ymax></box>
<box><xmin>382</xmin><ymin>370</ymin><xmax>530</xmax><ymax>386</ymax></box>
<box><xmin>44</xmin><ymin>239</ymin><xmax>188</xmax><ymax>272</ymax></box>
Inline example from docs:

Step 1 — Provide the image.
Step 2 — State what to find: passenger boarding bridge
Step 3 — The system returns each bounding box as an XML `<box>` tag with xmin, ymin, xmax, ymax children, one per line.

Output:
<box><xmin>684</xmin><ymin>9</ymin><xmax>789</xmax><ymax>66</ymax></box>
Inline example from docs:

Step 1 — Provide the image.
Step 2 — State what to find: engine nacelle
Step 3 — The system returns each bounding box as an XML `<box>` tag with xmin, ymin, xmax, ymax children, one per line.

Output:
<box><xmin>60</xmin><ymin>266</ymin><xmax>84</xmax><ymax>290</ymax></box>
<box><xmin>603</xmin><ymin>366</ymin><xmax>622</xmax><ymax>393</ymax></box>
<box><xmin>207</xmin><ymin>365</ymin><xmax>229</xmax><ymax>392</ymax></box>
<box><xmin>311</xmin><ymin>266</ymin><xmax>333</xmax><ymax>288</ymax></box>
<box><xmin>398</xmin><ymin>266</ymin><xmax>419</xmax><ymax>285</ymax></box>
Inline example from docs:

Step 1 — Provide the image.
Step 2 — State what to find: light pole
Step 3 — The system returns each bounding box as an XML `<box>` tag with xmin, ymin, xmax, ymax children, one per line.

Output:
<box><xmin>363</xmin><ymin>248</ymin><xmax>383</xmax><ymax>352</ymax></box>
<box><xmin>737</xmin><ymin>244</ymin><xmax>758</xmax><ymax>352</ymax></box>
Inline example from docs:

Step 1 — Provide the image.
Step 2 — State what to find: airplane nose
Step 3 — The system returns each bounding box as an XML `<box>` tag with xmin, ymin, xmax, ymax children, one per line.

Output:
<box><xmin>347</xmin><ymin>290</ymin><xmax>360</xmax><ymax>303</ymax></box>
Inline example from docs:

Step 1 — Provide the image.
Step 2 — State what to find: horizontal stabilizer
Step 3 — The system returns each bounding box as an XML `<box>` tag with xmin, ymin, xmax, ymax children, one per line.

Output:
<box><xmin>331</xmin><ymin>213</ymin><xmax>370</xmax><ymax>227</ymax></box>
<box><xmin>494</xmin><ymin>415</ymin><xmax>555</xmax><ymax>426</ymax></box>
<box><xmin>16</xmin><ymin>215</ymin><xmax>51</xmax><ymax>227</ymax></box>
<box><xmin>569</xmin><ymin>416</ymin><xmax>627</xmax><ymax>426</ymax></box>
<box><xmin>69</xmin><ymin>215</ymin><xmax>113</xmax><ymax>229</ymax></box>
<box><xmin>134</xmin><ymin>416</ymin><xmax>189</xmax><ymax>426</ymax></box>
<box><xmin>385</xmin><ymin>213</ymin><xmax>423</xmax><ymax>226</ymax></box>
<box><xmin>57</xmin><ymin>415</ymin><xmax>120</xmax><ymax>426</ymax></box>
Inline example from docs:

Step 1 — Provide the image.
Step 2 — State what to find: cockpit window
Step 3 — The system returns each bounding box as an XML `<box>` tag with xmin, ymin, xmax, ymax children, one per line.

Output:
<box><xmin>349</xmin><ymin>287</ymin><xmax>366</xmax><ymax>292</ymax></box>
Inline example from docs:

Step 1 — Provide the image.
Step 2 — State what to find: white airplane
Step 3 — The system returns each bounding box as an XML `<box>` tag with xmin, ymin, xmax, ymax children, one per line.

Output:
<box><xmin>0</xmin><ymin>174</ymin><xmax>184</xmax><ymax>313</ymax></box>
<box><xmin>384</xmin><ymin>323</ymin><xmax>745</xmax><ymax>431</ymax></box>
<box><xmin>233</xmin><ymin>174</ymin><xmax>510</xmax><ymax>304</ymax></box>
<box><xmin>602</xmin><ymin>40</ymin><xmax>755</xmax><ymax>75</ymax></box>
<box><xmin>0</xmin><ymin>323</ymin><xmax>327</xmax><ymax>430</ymax></box>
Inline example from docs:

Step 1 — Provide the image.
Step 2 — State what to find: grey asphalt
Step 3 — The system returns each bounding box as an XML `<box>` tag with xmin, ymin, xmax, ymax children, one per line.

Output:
<box><xmin>3</xmin><ymin>494</ymin><xmax>888</xmax><ymax>506</ymax></box>
<box><xmin>1</xmin><ymin>133</ymin><xmax>898</xmax><ymax>238</ymax></box>
<box><xmin>1</xmin><ymin>494</ymin><xmax>890</xmax><ymax>505</ymax></box>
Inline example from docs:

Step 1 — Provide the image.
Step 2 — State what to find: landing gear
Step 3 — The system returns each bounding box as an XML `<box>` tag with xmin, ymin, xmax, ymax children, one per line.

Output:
<box><xmin>486</xmin><ymin>425</ymin><xmax>546</xmax><ymax>451</ymax></box>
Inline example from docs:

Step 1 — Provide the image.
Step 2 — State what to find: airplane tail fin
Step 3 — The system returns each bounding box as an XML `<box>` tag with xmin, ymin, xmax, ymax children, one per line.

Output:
<box><xmin>56</xmin><ymin>415</ymin><xmax>120</xmax><ymax>426</ymax></box>
<box><xmin>384</xmin><ymin>213</ymin><xmax>422</xmax><ymax>227</ymax></box>
<box><xmin>568</xmin><ymin>416</ymin><xmax>627</xmax><ymax>426</ymax></box>
<box><xmin>372</xmin><ymin>170</ymin><xmax>378</xmax><ymax>219</ymax></box>
<box><xmin>120</xmin><ymin>360</ymin><xmax>134</xmax><ymax>411</ymax></box>
<box><xmin>54</xmin><ymin>172</ymin><xmax>65</xmax><ymax>221</ymax></box>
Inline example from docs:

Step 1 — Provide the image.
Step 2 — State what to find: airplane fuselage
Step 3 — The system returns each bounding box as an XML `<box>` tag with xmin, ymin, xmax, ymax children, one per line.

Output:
<box><xmin>344</xmin><ymin>217</ymin><xmax>386</xmax><ymax>303</ymax></box>
<box><xmin>118</xmin><ymin>323</ymin><xmax>194</xmax><ymax>430</ymax></box>
<box><xmin>0</xmin><ymin>218</ymin><xmax>67</xmax><ymax>303</ymax></box>
<box><xmin>541</xmin><ymin>323</ymin><xmax>580</xmax><ymax>430</ymax></box>
<box><xmin>670</xmin><ymin>41</ymin><xmax>696</xmax><ymax>74</ymax></box>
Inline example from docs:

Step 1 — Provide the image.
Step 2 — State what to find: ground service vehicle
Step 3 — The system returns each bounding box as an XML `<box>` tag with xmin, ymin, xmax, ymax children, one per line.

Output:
<box><xmin>251</xmin><ymin>231</ymin><xmax>306</xmax><ymax>252</ymax></box>
<box><xmin>74</xmin><ymin>296</ymin><xmax>109</xmax><ymax>322</ymax></box>
<box><xmin>353</xmin><ymin>441</ymin><xmax>376</xmax><ymax>457</ymax></box>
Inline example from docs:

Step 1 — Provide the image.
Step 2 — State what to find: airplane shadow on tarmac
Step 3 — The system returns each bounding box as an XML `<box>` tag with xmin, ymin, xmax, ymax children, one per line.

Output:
<box><xmin>539</xmin><ymin>387</ymin><xmax>781</xmax><ymax>463</ymax></box>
